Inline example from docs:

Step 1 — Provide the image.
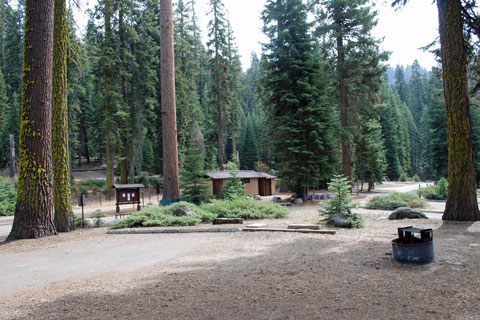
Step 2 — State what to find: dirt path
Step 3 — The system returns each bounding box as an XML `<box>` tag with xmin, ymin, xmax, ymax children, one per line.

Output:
<box><xmin>1</xmin><ymin>208</ymin><xmax>479</xmax><ymax>319</ymax></box>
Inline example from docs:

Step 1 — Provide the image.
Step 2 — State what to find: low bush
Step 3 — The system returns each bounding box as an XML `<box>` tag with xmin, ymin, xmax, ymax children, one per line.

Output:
<box><xmin>366</xmin><ymin>192</ymin><xmax>427</xmax><ymax>210</ymax></box>
<box><xmin>0</xmin><ymin>177</ymin><xmax>16</xmax><ymax>216</ymax></box>
<box><xmin>201</xmin><ymin>198</ymin><xmax>289</xmax><ymax>220</ymax></box>
<box><xmin>398</xmin><ymin>173</ymin><xmax>407</xmax><ymax>182</ymax></box>
<box><xmin>347</xmin><ymin>213</ymin><xmax>364</xmax><ymax>228</ymax></box>
<box><xmin>114</xmin><ymin>199</ymin><xmax>288</xmax><ymax>229</ymax></box>
<box><xmin>418</xmin><ymin>178</ymin><xmax>448</xmax><ymax>200</ymax></box>
<box><xmin>80</xmin><ymin>179</ymin><xmax>105</xmax><ymax>189</ymax></box>
<box><xmin>114</xmin><ymin>201</ymin><xmax>215</xmax><ymax>229</ymax></box>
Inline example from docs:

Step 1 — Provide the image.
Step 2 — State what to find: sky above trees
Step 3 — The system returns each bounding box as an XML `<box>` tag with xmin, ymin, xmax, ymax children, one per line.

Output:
<box><xmin>73</xmin><ymin>0</ymin><xmax>438</xmax><ymax>70</ymax></box>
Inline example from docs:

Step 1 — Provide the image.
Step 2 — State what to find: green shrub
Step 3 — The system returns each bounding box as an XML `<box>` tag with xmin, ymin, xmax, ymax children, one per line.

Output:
<box><xmin>113</xmin><ymin>201</ymin><xmax>215</xmax><ymax>229</ymax></box>
<box><xmin>75</xmin><ymin>217</ymin><xmax>89</xmax><ymax>227</ymax></box>
<box><xmin>79</xmin><ymin>186</ymin><xmax>88</xmax><ymax>195</ymax></box>
<box><xmin>366</xmin><ymin>192</ymin><xmax>427</xmax><ymax>210</ymax></box>
<box><xmin>413</xmin><ymin>174</ymin><xmax>420</xmax><ymax>182</ymax></box>
<box><xmin>418</xmin><ymin>178</ymin><xmax>448</xmax><ymax>200</ymax></box>
<box><xmin>347</xmin><ymin>213</ymin><xmax>364</xmax><ymax>228</ymax></box>
<box><xmin>320</xmin><ymin>174</ymin><xmax>356</xmax><ymax>219</ymax></box>
<box><xmin>0</xmin><ymin>177</ymin><xmax>16</xmax><ymax>216</ymax></box>
<box><xmin>398</xmin><ymin>173</ymin><xmax>407</xmax><ymax>182</ymax></box>
<box><xmin>201</xmin><ymin>198</ymin><xmax>289</xmax><ymax>220</ymax></box>
<box><xmin>80</xmin><ymin>179</ymin><xmax>105</xmax><ymax>189</ymax></box>
<box><xmin>114</xmin><ymin>199</ymin><xmax>288</xmax><ymax>229</ymax></box>
<box><xmin>135</xmin><ymin>171</ymin><xmax>150</xmax><ymax>187</ymax></box>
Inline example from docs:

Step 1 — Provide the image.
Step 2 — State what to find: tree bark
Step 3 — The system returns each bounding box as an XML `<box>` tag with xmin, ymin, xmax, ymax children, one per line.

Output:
<box><xmin>438</xmin><ymin>0</ymin><xmax>480</xmax><ymax>221</ymax></box>
<box><xmin>7</xmin><ymin>0</ymin><xmax>56</xmax><ymax>240</ymax></box>
<box><xmin>52</xmin><ymin>0</ymin><xmax>74</xmax><ymax>232</ymax></box>
<box><xmin>9</xmin><ymin>134</ymin><xmax>14</xmax><ymax>179</ymax></box>
<box><xmin>336</xmin><ymin>24</ymin><xmax>352</xmax><ymax>182</ymax></box>
<box><xmin>160</xmin><ymin>0</ymin><xmax>180</xmax><ymax>200</ymax></box>
<box><xmin>104</xmin><ymin>0</ymin><xmax>115</xmax><ymax>200</ymax></box>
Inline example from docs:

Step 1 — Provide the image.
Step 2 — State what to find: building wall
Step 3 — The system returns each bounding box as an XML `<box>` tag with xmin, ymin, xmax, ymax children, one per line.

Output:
<box><xmin>244</xmin><ymin>178</ymin><xmax>259</xmax><ymax>195</ymax></box>
<box><xmin>206</xmin><ymin>178</ymin><xmax>276</xmax><ymax>196</ymax></box>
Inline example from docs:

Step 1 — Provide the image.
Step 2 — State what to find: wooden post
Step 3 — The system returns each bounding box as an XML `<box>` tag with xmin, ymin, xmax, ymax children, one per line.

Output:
<box><xmin>9</xmin><ymin>134</ymin><xmax>15</xmax><ymax>179</ymax></box>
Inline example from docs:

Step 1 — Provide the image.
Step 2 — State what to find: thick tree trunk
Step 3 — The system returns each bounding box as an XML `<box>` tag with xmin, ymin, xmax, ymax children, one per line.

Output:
<box><xmin>7</xmin><ymin>0</ymin><xmax>56</xmax><ymax>240</ymax></box>
<box><xmin>160</xmin><ymin>0</ymin><xmax>180</xmax><ymax>200</ymax></box>
<box><xmin>52</xmin><ymin>0</ymin><xmax>74</xmax><ymax>232</ymax></box>
<box><xmin>438</xmin><ymin>0</ymin><xmax>480</xmax><ymax>221</ymax></box>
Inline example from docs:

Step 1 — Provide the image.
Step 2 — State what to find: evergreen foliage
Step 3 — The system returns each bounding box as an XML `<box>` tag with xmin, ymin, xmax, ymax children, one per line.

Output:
<box><xmin>221</xmin><ymin>171</ymin><xmax>245</xmax><ymax>200</ymax></box>
<box><xmin>366</xmin><ymin>192</ymin><xmax>427</xmax><ymax>210</ymax></box>
<box><xmin>180</xmin><ymin>147</ymin><xmax>211</xmax><ymax>204</ymax></box>
<box><xmin>261</xmin><ymin>0</ymin><xmax>338</xmax><ymax>200</ymax></box>
<box><xmin>320</xmin><ymin>175</ymin><xmax>356</xmax><ymax>217</ymax></box>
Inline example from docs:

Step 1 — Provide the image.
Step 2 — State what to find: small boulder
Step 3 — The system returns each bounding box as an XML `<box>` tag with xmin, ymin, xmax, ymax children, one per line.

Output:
<box><xmin>388</xmin><ymin>207</ymin><xmax>428</xmax><ymax>220</ymax></box>
<box><xmin>326</xmin><ymin>213</ymin><xmax>351</xmax><ymax>228</ymax></box>
<box><xmin>173</xmin><ymin>207</ymin><xmax>196</xmax><ymax>217</ymax></box>
<box><xmin>295</xmin><ymin>198</ymin><xmax>304</xmax><ymax>204</ymax></box>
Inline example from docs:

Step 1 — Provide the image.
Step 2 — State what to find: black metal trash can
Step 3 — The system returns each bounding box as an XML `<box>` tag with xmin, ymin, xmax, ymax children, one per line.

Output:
<box><xmin>392</xmin><ymin>226</ymin><xmax>434</xmax><ymax>264</ymax></box>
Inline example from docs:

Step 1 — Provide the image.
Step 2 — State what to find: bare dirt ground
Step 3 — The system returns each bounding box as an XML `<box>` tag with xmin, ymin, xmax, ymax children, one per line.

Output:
<box><xmin>1</xmin><ymin>204</ymin><xmax>479</xmax><ymax>320</ymax></box>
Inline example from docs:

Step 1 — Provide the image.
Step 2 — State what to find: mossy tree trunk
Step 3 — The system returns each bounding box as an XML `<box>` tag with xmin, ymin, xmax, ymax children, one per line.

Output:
<box><xmin>437</xmin><ymin>0</ymin><xmax>480</xmax><ymax>221</ymax></box>
<box><xmin>160</xmin><ymin>0</ymin><xmax>180</xmax><ymax>200</ymax></box>
<box><xmin>7</xmin><ymin>0</ymin><xmax>56</xmax><ymax>240</ymax></box>
<box><xmin>52</xmin><ymin>0</ymin><xmax>74</xmax><ymax>232</ymax></box>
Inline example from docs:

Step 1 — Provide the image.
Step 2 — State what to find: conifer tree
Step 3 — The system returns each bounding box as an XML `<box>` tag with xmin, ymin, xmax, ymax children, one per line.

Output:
<box><xmin>52</xmin><ymin>0</ymin><xmax>73</xmax><ymax>232</ymax></box>
<box><xmin>240</xmin><ymin>117</ymin><xmax>259</xmax><ymax>170</ymax></box>
<box><xmin>8</xmin><ymin>0</ymin><xmax>56</xmax><ymax>240</ymax></box>
<box><xmin>180</xmin><ymin>147</ymin><xmax>210</xmax><ymax>204</ymax></box>
<box><xmin>262</xmin><ymin>0</ymin><xmax>338</xmax><ymax>200</ymax></box>
<box><xmin>437</xmin><ymin>0</ymin><xmax>479</xmax><ymax>220</ymax></box>
<box><xmin>312</xmin><ymin>0</ymin><xmax>389</xmax><ymax>182</ymax></box>
<box><xmin>207</xmin><ymin>0</ymin><xmax>230</xmax><ymax>168</ymax></box>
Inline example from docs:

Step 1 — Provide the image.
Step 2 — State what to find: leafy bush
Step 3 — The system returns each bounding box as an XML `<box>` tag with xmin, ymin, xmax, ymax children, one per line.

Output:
<box><xmin>347</xmin><ymin>213</ymin><xmax>364</xmax><ymax>228</ymax></box>
<box><xmin>201</xmin><ymin>198</ymin><xmax>289</xmax><ymax>220</ymax></box>
<box><xmin>399</xmin><ymin>173</ymin><xmax>407</xmax><ymax>182</ymax></box>
<box><xmin>320</xmin><ymin>174</ymin><xmax>356</xmax><ymax>218</ymax></box>
<box><xmin>135</xmin><ymin>171</ymin><xmax>150</xmax><ymax>187</ymax></box>
<box><xmin>366</xmin><ymin>192</ymin><xmax>427</xmax><ymax>210</ymax></box>
<box><xmin>114</xmin><ymin>199</ymin><xmax>288</xmax><ymax>229</ymax></box>
<box><xmin>75</xmin><ymin>216</ymin><xmax>89</xmax><ymax>228</ymax></box>
<box><xmin>114</xmin><ymin>201</ymin><xmax>215</xmax><ymax>229</ymax></box>
<box><xmin>413</xmin><ymin>174</ymin><xmax>420</xmax><ymax>182</ymax></box>
<box><xmin>79</xmin><ymin>186</ymin><xmax>88</xmax><ymax>195</ymax></box>
<box><xmin>0</xmin><ymin>177</ymin><xmax>16</xmax><ymax>216</ymax></box>
<box><xmin>418</xmin><ymin>178</ymin><xmax>448</xmax><ymax>200</ymax></box>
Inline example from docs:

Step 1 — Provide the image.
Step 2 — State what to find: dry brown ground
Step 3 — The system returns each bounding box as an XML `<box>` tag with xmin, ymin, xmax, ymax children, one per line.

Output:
<box><xmin>1</xmin><ymin>207</ymin><xmax>479</xmax><ymax>320</ymax></box>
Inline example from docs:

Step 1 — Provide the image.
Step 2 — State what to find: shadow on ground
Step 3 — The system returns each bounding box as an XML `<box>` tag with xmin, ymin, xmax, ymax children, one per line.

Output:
<box><xmin>7</xmin><ymin>220</ymin><xmax>480</xmax><ymax>320</ymax></box>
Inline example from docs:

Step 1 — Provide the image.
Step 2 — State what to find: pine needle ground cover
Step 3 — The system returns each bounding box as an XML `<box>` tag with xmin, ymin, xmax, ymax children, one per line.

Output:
<box><xmin>114</xmin><ymin>199</ymin><xmax>289</xmax><ymax>229</ymax></box>
<box><xmin>366</xmin><ymin>192</ymin><xmax>427</xmax><ymax>210</ymax></box>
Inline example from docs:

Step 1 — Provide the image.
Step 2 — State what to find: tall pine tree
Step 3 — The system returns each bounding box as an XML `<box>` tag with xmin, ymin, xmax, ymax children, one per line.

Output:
<box><xmin>261</xmin><ymin>0</ymin><xmax>337</xmax><ymax>200</ymax></box>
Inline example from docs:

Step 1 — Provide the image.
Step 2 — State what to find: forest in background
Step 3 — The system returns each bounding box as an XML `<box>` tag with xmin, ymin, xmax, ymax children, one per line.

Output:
<box><xmin>0</xmin><ymin>0</ymin><xmax>479</xmax><ymax>195</ymax></box>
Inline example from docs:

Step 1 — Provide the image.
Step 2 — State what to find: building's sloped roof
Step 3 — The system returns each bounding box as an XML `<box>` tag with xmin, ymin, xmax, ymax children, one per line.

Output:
<box><xmin>113</xmin><ymin>184</ymin><xmax>145</xmax><ymax>189</ymax></box>
<box><xmin>206</xmin><ymin>170</ymin><xmax>276</xmax><ymax>180</ymax></box>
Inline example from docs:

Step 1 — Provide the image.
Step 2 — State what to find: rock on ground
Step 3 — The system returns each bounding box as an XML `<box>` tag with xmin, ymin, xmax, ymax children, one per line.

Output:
<box><xmin>389</xmin><ymin>207</ymin><xmax>428</xmax><ymax>220</ymax></box>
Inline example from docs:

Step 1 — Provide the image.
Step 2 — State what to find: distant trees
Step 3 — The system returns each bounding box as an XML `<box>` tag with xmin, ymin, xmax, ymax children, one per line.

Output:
<box><xmin>261</xmin><ymin>0</ymin><xmax>337</xmax><ymax>200</ymax></box>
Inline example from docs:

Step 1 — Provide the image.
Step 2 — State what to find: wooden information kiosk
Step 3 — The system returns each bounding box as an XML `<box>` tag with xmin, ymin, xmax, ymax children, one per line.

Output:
<box><xmin>113</xmin><ymin>184</ymin><xmax>145</xmax><ymax>213</ymax></box>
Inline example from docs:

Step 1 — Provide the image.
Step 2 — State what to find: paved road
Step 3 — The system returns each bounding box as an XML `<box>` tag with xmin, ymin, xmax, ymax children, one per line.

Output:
<box><xmin>0</xmin><ymin>232</ymin><xmax>209</xmax><ymax>297</ymax></box>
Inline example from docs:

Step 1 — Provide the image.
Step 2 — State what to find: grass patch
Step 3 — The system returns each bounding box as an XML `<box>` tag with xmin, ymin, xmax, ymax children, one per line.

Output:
<box><xmin>114</xmin><ymin>199</ymin><xmax>289</xmax><ymax>229</ymax></box>
<box><xmin>0</xmin><ymin>177</ymin><xmax>16</xmax><ymax>216</ymax></box>
<box><xmin>366</xmin><ymin>192</ymin><xmax>427</xmax><ymax>210</ymax></box>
